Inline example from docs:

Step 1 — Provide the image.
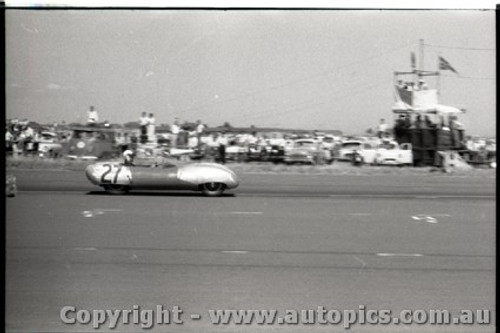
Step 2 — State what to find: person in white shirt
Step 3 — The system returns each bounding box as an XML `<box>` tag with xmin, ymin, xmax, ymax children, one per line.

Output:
<box><xmin>377</xmin><ymin>118</ymin><xmax>388</xmax><ymax>139</ymax></box>
<box><xmin>170</xmin><ymin>120</ymin><xmax>180</xmax><ymax>148</ymax></box>
<box><xmin>87</xmin><ymin>106</ymin><xmax>99</xmax><ymax>125</ymax></box>
<box><xmin>147</xmin><ymin>113</ymin><xmax>156</xmax><ymax>143</ymax></box>
<box><xmin>195</xmin><ymin>120</ymin><xmax>205</xmax><ymax>148</ymax></box>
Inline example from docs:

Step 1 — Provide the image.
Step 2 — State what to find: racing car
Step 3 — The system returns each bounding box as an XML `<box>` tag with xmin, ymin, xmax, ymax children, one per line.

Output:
<box><xmin>85</xmin><ymin>161</ymin><xmax>239</xmax><ymax>196</ymax></box>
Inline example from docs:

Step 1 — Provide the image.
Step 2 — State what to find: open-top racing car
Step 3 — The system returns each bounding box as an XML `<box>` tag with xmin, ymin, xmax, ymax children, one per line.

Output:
<box><xmin>85</xmin><ymin>161</ymin><xmax>239</xmax><ymax>196</ymax></box>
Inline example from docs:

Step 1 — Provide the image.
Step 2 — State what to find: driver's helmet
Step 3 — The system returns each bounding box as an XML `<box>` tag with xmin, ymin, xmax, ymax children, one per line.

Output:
<box><xmin>123</xmin><ymin>149</ymin><xmax>135</xmax><ymax>164</ymax></box>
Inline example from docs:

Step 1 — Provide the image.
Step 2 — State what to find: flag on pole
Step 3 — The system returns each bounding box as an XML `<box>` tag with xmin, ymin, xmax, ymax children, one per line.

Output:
<box><xmin>439</xmin><ymin>56</ymin><xmax>458</xmax><ymax>74</ymax></box>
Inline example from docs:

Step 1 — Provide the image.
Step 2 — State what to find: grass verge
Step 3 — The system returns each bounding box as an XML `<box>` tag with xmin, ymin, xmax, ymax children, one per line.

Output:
<box><xmin>6</xmin><ymin>155</ymin><xmax>495</xmax><ymax>177</ymax></box>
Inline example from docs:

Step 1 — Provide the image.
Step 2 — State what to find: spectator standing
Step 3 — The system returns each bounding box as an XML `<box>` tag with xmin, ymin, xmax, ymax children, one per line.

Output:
<box><xmin>414</xmin><ymin>114</ymin><xmax>423</xmax><ymax>129</ymax></box>
<box><xmin>188</xmin><ymin>133</ymin><xmax>199</xmax><ymax>149</ymax></box>
<box><xmin>22</xmin><ymin>125</ymin><xmax>35</xmax><ymax>154</ymax></box>
<box><xmin>424</xmin><ymin>115</ymin><xmax>435</xmax><ymax>129</ymax></box>
<box><xmin>139</xmin><ymin>112</ymin><xmax>149</xmax><ymax>144</ymax></box>
<box><xmin>418</xmin><ymin>79</ymin><xmax>429</xmax><ymax>90</ymax></box>
<box><xmin>217</xmin><ymin>132</ymin><xmax>228</xmax><ymax>164</ymax></box>
<box><xmin>377</xmin><ymin>118</ymin><xmax>388</xmax><ymax>139</ymax></box>
<box><xmin>449</xmin><ymin>115</ymin><xmax>464</xmax><ymax>130</ymax></box>
<box><xmin>32</xmin><ymin>130</ymin><xmax>41</xmax><ymax>155</ymax></box>
<box><xmin>170</xmin><ymin>119</ymin><xmax>180</xmax><ymax>148</ymax></box>
<box><xmin>87</xmin><ymin>106</ymin><xmax>99</xmax><ymax>125</ymax></box>
<box><xmin>10</xmin><ymin>118</ymin><xmax>20</xmax><ymax>133</ymax></box>
<box><xmin>178</xmin><ymin>129</ymin><xmax>188</xmax><ymax>148</ymax></box>
<box><xmin>147</xmin><ymin>113</ymin><xmax>156</xmax><ymax>143</ymax></box>
<box><xmin>196</xmin><ymin>120</ymin><xmax>205</xmax><ymax>148</ymax></box>
<box><xmin>6</xmin><ymin>127</ymin><xmax>14</xmax><ymax>152</ymax></box>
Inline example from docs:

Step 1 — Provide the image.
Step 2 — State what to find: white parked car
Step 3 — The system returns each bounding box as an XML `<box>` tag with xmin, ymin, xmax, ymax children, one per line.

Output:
<box><xmin>336</xmin><ymin>141</ymin><xmax>376</xmax><ymax>162</ymax></box>
<box><xmin>38</xmin><ymin>131</ymin><xmax>63</xmax><ymax>157</ymax></box>
<box><xmin>372</xmin><ymin>141</ymin><xmax>413</xmax><ymax>166</ymax></box>
<box><xmin>337</xmin><ymin>140</ymin><xmax>412</xmax><ymax>166</ymax></box>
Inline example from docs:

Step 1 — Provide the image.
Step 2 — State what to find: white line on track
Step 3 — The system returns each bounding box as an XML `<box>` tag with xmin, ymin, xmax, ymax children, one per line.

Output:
<box><xmin>416</xmin><ymin>195</ymin><xmax>495</xmax><ymax>199</ymax></box>
<box><xmin>376</xmin><ymin>253</ymin><xmax>423</xmax><ymax>257</ymax></box>
<box><xmin>352</xmin><ymin>255</ymin><xmax>367</xmax><ymax>268</ymax></box>
<box><xmin>221</xmin><ymin>250</ymin><xmax>249</xmax><ymax>254</ymax></box>
<box><xmin>229</xmin><ymin>211</ymin><xmax>263</xmax><ymax>215</ymax></box>
<box><xmin>74</xmin><ymin>247</ymin><xmax>98</xmax><ymax>251</ymax></box>
<box><xmin>414</xmin><ymin>214</ymin><xmax>451</xmax><ymax>216</ymax></box>
<box><xmin>328</xmin><ymin>194</ymin><xmax>495</xmax><ymax>199</ymax></box>
<box><xmin>81</xmin><ymin>209</ymin><xmax>123</xmax><ymax>217</ymax></box>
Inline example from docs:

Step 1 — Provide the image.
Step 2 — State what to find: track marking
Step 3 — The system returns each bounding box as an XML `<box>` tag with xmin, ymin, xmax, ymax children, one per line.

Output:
<box><xmin>412</xmin><ymin>215</ymin><xmax>438</xmax><ymax>223</ymax></box>
<box><xmin>81</xmin><ymin>209</ymin><xmax>122</xmax><ymax>217</ymax></box>
<box><xmin>221</xmin><ymin>250</ymin><xmax>249</xmax><ymax>254</ymax></box>
<box><xmin>412</xmin><ymin>214</ymin><xmax>450</xmax><ymax>224</ymax></box>
<box><xmin>352</xmin><ymin>255</ymin><xmax>367</xmax><ymax>267</ymax></box>
<box><xmin>81</xmin><ymin>211</ymin><xmax>94</xmax><ymax>217</ymax></box>
<box><xmin>74</xmin><ymin>247</ymin><xmax>98</xmax><ymax>251</ymax></box>
<box><xmin>376</xmin><ymin>253</ymin><xmax>423</xmax><ymax>257</ymax></box>
<box><xmin>352</xmin><ymin>255</ymin><xmax>367</xmax><ymax>274</ymax></box>
<box><xmin>328</xmin><ymin>194</ymin><xmax>494</xmax><ymax>199</ymax></box>
<box><xmin>229</xmin><ymin>211</ymin><xmax>263</xmax><ymax>215</ymax></box>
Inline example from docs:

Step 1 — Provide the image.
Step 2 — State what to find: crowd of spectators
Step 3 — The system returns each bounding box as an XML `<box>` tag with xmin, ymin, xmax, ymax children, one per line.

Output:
<box><xmin>5</xmin><ymin>113</ymin><xmax>495</xmax><ymax>165</ymax></box>
<box><xmin>5</xmin><ymin>118</ymin><xmax>70</xmax><ymax>156</ymax></box>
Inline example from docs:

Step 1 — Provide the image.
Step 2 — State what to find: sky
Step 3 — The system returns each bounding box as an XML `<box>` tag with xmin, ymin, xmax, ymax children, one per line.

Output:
<box><xmin>5</xmin><ymin>8</ymin><xmax>496</xmax><ymax>136</ymax></box>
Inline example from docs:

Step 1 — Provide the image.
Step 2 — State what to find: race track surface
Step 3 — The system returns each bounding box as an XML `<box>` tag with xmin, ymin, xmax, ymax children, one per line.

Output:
<box><xmin>6</xmin><ymin>168</ymin><xmax>496</xmax><ymax>332</ymax></box>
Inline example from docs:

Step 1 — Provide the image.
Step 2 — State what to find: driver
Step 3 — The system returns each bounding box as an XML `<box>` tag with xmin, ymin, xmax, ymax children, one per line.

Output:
<box><xmin>123</xmin><ymin>149</ymin><xmax>135</xmax><ymax>166</ymax></box>
<box><xmin>123</xmin><ymin>136</ymin><xmax>138</xmax><ymax>166</ymax></box>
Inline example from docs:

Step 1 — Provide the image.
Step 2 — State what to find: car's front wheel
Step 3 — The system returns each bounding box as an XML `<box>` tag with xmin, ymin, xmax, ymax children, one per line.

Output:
<box><xmin>200</xmin><ymin>182</ymin><xmax>226</xmax><ymax>197</ymax></box>
<box><xmin>103</xmin><ymin>184</ymin><xmax>129</xmax><ymax>195</ymax></box>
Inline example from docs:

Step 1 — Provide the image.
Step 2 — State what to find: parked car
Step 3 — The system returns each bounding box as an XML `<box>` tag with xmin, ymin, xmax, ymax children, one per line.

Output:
<box><xmin>225</xmin><ymin>144</ymin><xmax>247</xmax><ymax>162</ymax></box>
<box><xmin>37</xmin><ymin>131</ymin><xmax>63</xmax><ymax>157</ymax></box>
<box><xmin>372</xmin><ymin>141</ymin><xmax>413</xmax><ymax>166</ymax></box>
<box><xmin>284</xmin><ymin>139</ymin><xmax>332</xmax><ymax>165</ymax></box>
<box><xmin>63</xmin><ymin>126</ymin><xmax>119</xmax><ymax>160</ymax></box>
<box><xmin>337</xmin><ymin>140</ymin><xmax>412</xmax><ymax>165</ymax></box>
<box><xmin>245</xmin><ymin>143</ymin><xmax>268</xmax><ymax>162</ymax></box>
<box><xmin>336</xmin><ymin>140</ymin><xmax>373</xmax><ymax>162</ymax></box>
<box><xmin>260</xmin><ymin>144</ymin><xmax>286</xmax><ymax>163</ymax></box>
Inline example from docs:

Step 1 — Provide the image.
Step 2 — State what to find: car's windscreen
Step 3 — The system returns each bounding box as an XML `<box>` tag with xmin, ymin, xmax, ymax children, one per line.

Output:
<box><xmin>341</xmin><ymin>143</ymin><xmax>361</xmax><ymax>149</ymax></box>
<box><xmin>294</xmin><ymin>142</ymin><xmax>315</xmax><ymax>148</ymax></box>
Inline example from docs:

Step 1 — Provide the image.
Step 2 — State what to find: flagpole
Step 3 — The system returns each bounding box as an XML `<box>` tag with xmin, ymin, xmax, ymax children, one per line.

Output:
<box><xmin>437</xmin><ymin>53</ymin><xmax>441</xmax><ymax>99</ymax></box>
<box><xmin>419</xmin><ymin>39</ymin><xmax>424</xmax><ymax>77</ymax></box>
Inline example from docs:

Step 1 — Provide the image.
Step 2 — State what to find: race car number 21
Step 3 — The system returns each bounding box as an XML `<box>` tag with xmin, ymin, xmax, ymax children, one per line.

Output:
<box><xmin>100</xmin><ymin>164</ymin><xmax>132</xmax><ymax>185</ymax></box>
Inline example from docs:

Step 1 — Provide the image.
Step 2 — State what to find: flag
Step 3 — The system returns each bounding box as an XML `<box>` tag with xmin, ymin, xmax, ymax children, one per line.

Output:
<box><xmin>411</xmin><ymin>52</ymin><xmax>416</xmax><ymax>70</ymax></box>
<box><xmin>439</xmin><ymin>56</ymin><xmax>458</xmax><ymax>74</ymax></box>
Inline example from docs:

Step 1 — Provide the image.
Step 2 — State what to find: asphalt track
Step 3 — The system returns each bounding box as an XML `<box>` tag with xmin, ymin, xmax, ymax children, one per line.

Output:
<box><xmin>6</xmin><ymin>168</ymin><xmax>496</xmax><ymax>332</ymax></box>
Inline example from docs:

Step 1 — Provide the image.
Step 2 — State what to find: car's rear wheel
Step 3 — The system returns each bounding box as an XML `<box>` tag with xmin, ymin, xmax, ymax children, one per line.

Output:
<box><xmin>200</xmin><ymin>182</ymin><xmax>226</xmax><ymax>197</ymax></box>
<box><xmin>103</xmin><ymin>184</ymin><xmax>129</xmax><ymax>195</ymax></box>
